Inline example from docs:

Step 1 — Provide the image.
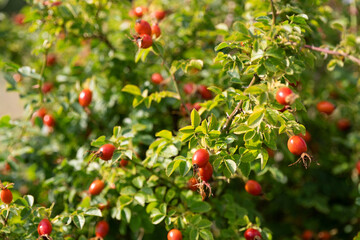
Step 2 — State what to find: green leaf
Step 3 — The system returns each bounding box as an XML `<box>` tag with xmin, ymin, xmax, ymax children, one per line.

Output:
<box><xmin>265</xmin><ymin>46</ymin><xmax>285</xmax><ymax>59</ymax></box>
<box><xmin>119</xmin><ymin>195</ymin><xmax>133</xmax><ymax>208</ymax></box>
<box><xmin>354</xmin><ymin>197</ymin><xmax>360</xmax><ymax>206</ymax></box>
<box><xmin>135</xmin><ymin>48</ymin><xmax>151</xmax><ymax>63</ymax></box>
<box><xmin>181</xmin><ymin>133</ymin><xmax>194</xmax><ymax>142</ymax></box>
<box><xmin>241</xmin><ymin>150</ymin><xmax>257</xmax><ymax>163</ymax></box>
<box><xmin>152</xmin><ymin>41</ymin><xmax>164</xmax><ymax>56</ymax></box>
<box><xmin>123</xmin><ymin>208</ymin><xmax>132</xmax><ymax>223</ymax></box>
<box><xmin>225</xmin><ymin>159</ymin><xmax>237</xmax><ymax>174</ymax></box>
<box><xmin>91</xmin><ymin>136</ymin><xmax>106</xmax><ymax>147</ymax></box>
<box><xmin>0</xmin><ymin>115</ymin><xmax>13</xmax><ymax>128</ymax></box>
<box><xmin>156</xmin><ymin>130</ymin><xmax>172</xmax><ymax>140</ymax></box>
<box><xmin>113</xmin><ymin>126</ymin><xmax>122</xmax><ymax>139</ymax></box>
<box><xmin>186</xmin><ymin>59</ymin><xmax>203</xmax><ymax>71</ymax></box>
<box><xmin>84</xmin><ymin>208</ymin><xmax>102</xmax><ymax>217</ymax></box>
<box><xmin>240</xmin><ymin>162</ymin><xmax>251</xmax><ymax>177</ymax></box>
<box><xmin>207</xmin><ymin>86</ymin><xmax>222</xmax><ymax>95</ymax></box>
<box><xmin>179</xmin><ymin>160</ymin><xmax>192</xmax><ymax>176</ymax></box>
<box><xmin>132</xmin><ymin>176</ymin><xmax>146</xmax><ymax>188</ymax></box>
<box><xmin>200</xmin><ymin>229</ymin><xmax>214</xmax><ymax>240</ymax></box>
<box><xmin>215</xmin><ymin>42</ymin><xmax>230</xmax><ymax>51</ymax></box>
<box><xmin>191</xmin><ymin>109</ymin><xmax>201</xmax><ymax>127</ymax></box>
<box><xmin>197</xmin><ymin>219</ymin><xmax>212</xmax><ymax>228</ymax></box>
<box><xmin>20</xmin><ymin>208</ymin><xmax>31</xmax><ymax>220</ymax></box>
<box><xmin>73</xmin><ymin>214</ymin><xmax>85</xmax><ymax>229</ymax></box>
<box><xmin>244</xmin><ymin>85</ymin><xmax>266</xmax><ymax>94</ymax></box>
<box><xmin>190</xmin><ymin>201</ymin><xmax>212</xmax><ymax>213</ymax></box>
<box><xmin>247</xmin><ymin>108</ymin><xmax>265</xmax><ymax>128</ymax></box>
<box><xmin>244</xmin><ymin>130</ymin><xmax>256</xmax><ymax>141</ymax></box>
<box><xmin>179</xmin><ymin>126</ymin><xmax>195</xmax><ymax>133</ymax></box>
<box><xmin>134</xmin><ymin>193</ymin><xmax>146</xmax><ymax>206</ymax></box>
<box><xmin>190</xmin><ymin>228</ymin><xmax>199</xmax><ymax>240</ymax></box>
<box><xmin>152</xmin><ymin>214</ymin><xmax>166</xmax><ymax>224</ymax></box>
<box><xmin>166</xmin><ymin>160</ymin><xmax>182</xmax><ymax>177</ymax></box>
<box><xmin>232</xmin><ymin>124</ymin><xmax>251</xmax><ymax>135</ymax></box>
<box><xmin>122</xmin><ymin>84</ymin><xmax>142</xmax><ymax>96</ymax></box>
<box><xmin>18</xmin><ymin>66</ymin><xmax>41</xmax><ymax>80</ymax></box>
<box><xmin>251</xmin><ymin>49</ymin><xmax>264</xmax><ymax>62</ymax></box>
<box><xmin>24</xmin><ymin>195</ymin><xmax>34</xmax><ymax>207</ymax></box>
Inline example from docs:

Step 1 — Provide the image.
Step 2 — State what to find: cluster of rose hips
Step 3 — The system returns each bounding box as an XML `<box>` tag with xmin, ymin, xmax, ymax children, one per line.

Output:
<box><xmin>316</xmin><ymin>100</ymin><xmax>351</xmax><ymax>131</ymax></box>
<box><xmin>301</xmin><ymin>229</ymin><xmax>332</xmax><ymax>240</ymax></box>
<box><xmin>180</xmin><ymin>83</ymin><xmax>212</xmax><ymax>115</ymax></box>
<box><xmin>132</xmin><ymin>6</ymin><xmax>166</xmax><ymax>49</ymax></box>
<box><xmin>276</xmin><ymin>85</ymin><xmax>352</xmax><ymax>168</ymax></box>
<box><xmin>86</xmin><ymin>143</ymin><xmax>129</xmax><ymax>238</ymax></box>
<box><xmin>183</xmin><ymin>83</ymin><xmax>212</xmax><ymax>100</ymax></box>
<box><xmin>31</xmin><ymin>108</ymin><xmax>55</xmax><ymax>128</ymax></box>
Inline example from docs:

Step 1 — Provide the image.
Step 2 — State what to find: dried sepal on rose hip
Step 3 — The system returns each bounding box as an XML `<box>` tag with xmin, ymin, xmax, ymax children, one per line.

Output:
<box><xmin>191</xmin><ymin>153</ymin><xmax>213</xmax><ymax>201</ymax></box>
<box><xmin>135</xmin><ymin>34</ymin><xmax>153</xmax><ymax>49</ymax></box>
<box><xmin>87</xmin><ymin>143</ymin><xmax>117</xmax><ymax>165</ymax></box>
<box><xmin>276</xmin><ymin>87</ymin><xmax>297</xmax><ymax>105</ymax></box>
<box><xmin>287</xmin><ymin>135</ymin><xmax>319</xmax><ymax>169</ymax></box>
<box><xmin>38</xmin><ymin>219</ymin><xmax>53</xmax><ymax>239</ymax></box>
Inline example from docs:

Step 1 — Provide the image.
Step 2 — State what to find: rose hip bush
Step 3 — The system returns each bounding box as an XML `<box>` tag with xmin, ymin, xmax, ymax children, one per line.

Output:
<box><xmin>1</xmin><ymin>0</ymin><xmax>360</xmax><ymax>239</ymax></box>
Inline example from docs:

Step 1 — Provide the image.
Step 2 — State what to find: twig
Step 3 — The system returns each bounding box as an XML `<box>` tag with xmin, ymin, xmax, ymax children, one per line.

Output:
<box><xmin>160</xmin><ymin>56</ymin><xmax>191</xmax><ymax>116</ymax></box>
<box><xmin>303</xmin><ymin>44</ymin><xmax>360</xmax><ymax>66</ymax></box>
<box><xmin>270</xmin><ymin>0</ymin><xmax>276</xmax><ymax>25</ymax></box>
<box><xmin>221</xmin><ymin>75</ymin><xmax>257</xmax><ymax>134</ymax></box>
<box><xmin>94</xmin><ymin>0</ymin><xmax>116</xmax><ymax>52</ymax></box>
<box><xmin>350</xmin><ymin>0</ymin><xmax>357</xmax><ymax>34</ymax></box>
<box><xmin>39</xmin><ymin>50</ymin><xmax>48</xmax><ymax>103</ymax></box>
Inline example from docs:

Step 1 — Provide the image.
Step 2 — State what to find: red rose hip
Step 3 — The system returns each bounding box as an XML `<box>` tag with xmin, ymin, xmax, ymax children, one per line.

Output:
<box><xmin>198</xmin><ymin>162</ymin><xmax>213</xmax><ymax>182</ymax></box>
<box><xmin>298</xmin><ymin>131</ymin><xmax>311</xmax><ymax>143</ymax></box>
<box><xmin>46</xmin><ymin>54</ymin><xmax>57</xmax><ymax>67</ymax></box>
<box><xmin>135</xmin><ymin>19</ymin><xmax>152</xmax><ymax>36</ymax></box>
<box><xmin>43</xmin><ymin>114</ymin><xmax>55</xmax><ymax>127</ymax></box>
<box><xmin>244</xmin><ymin>228</ymin><xmax>261</xmax><ymax>240</ymax></box>
<box><xmin>276</xmin><ymin>87</ymin><xmax>293</xmax><ymax>105</ymax></box>
<box><xmin>42</xmin><ymin>82</ymin><xmax>53</xmax><ymax>94</ymax></box>
<box><xmin>120</xmin><ymin>159</ymin><xmax>129</xmax><ymax>167</ymax></box>
<box><xmin>317</xmin><ymin>101</ymin><xmax>335</xmax><ymax>115</ymax></box>
<box><xmin>287</xmin><ymin>136</ymin><xmax>307</xmax><ymax>156</ymax></box>
<box><xmin>167</xmin><ymin>229</ymin><xmax>183</xmax><ymax>240</ymax></box>
<box><xmin>245</xmin><ymin>180</ymin><xmax>262</xmax><ymax>196</ymax></box>
<box><xmin>99</xmin><ymin>144</ymin><xmax>116</xmax><ymax>161</ymax></box>
<box><xmin>356</xmin><ymin>161</ymin><xmax>360</xmax><ymax>174</ymax></box>
<box><xmin>187</xmin><ymin>177</ymin><xmax>198</xmax><ymax>191</ymax></box>
<box><xmin>0</xmin><ymin>189</ymin><xmax>13</xmax><ymax>204</ymax></box>
<box><xmin>79</xmin><ymin>88</ymin><xmax>92</xmax><ymax>107</ymax></box>
<box><xmin>133</xmin><ymin>7</ymin><xmax>144</xmax><ymax>18</ymax></box>
<box><xmin>198</xmin><ymin>85</ymin><xmax>212</xmax><ymax>100</ymax></box>
<box><xmin>151</xmin><ymin>73</ymin><xmax>163</xmax><ymax>85</ymax></box>
<box><xmin>137</xmin><ymin>34</ymin><xmax>153</xmax><ymax>49</ymax></box>
<box><xmin>302</xmin><ymin>230</ymin><xmax>314</xmax><ymax>240</ymax></box>
<box><xmin>89</xmin><ymin>180</ymin><xmax>105</xmax><ymax>196</ymax></box>
<box><xmin>337</xmin><ymin>118</ymin><xmax>351</xmax><ymax>131</ymax></box>
<box><xmin>154</xmin><ymin>10</ymin><xmax>166</xmax><ymax>21</ymax></box>
<box><xmin>95</xmin><ymin>220</ymin><xmax>109</xmax><ymax>238</ymax></box>
<box><xmin>38</xmin><ymin>219</ymin><xmax>52</xmax><ymax>236</ymax></box>
<box><xmin>192</xmin><ymin>149</ymin><xmax>209</xmax><ymax>168</ymax></box>
<box><xmin>318</xmin><ymin>231</ymin><xmax>331</xmax><ymax>240</ymax></box>
<box><xmin>151</xmin><ymin>24</ymin><xmax>161</xmax><ymax>38</ymax></box>
<box><xmin>183</xmin><ymin>83</ymin><xmax>196</xmax><ymax>95</ymax></box>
